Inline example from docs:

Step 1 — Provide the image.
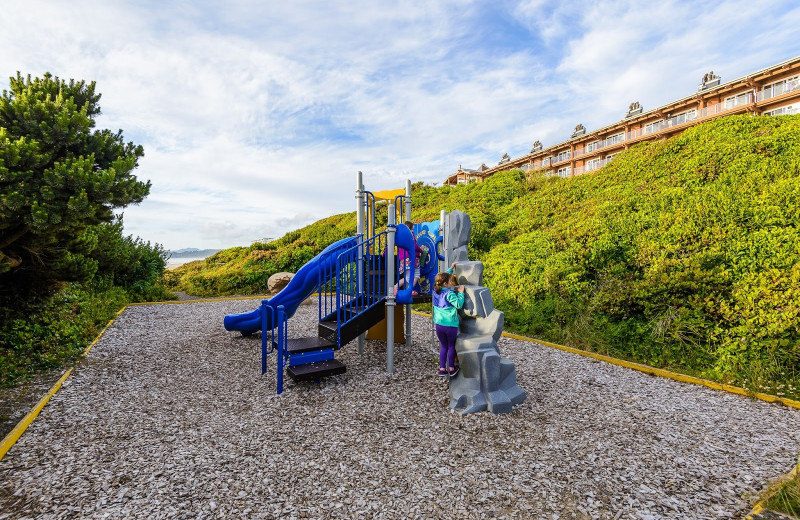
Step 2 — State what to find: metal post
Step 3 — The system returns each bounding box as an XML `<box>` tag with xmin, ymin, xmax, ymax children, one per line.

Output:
<box><xmin>356</xmin><ymin>172</ymin><xmax>365</xmax><ymax>355</ymax></box>
<box><xmin>405</xmin><ymin>179</ymin><xmax>412</xmax><ymax>346</ymax></box>
<box><xmin>440</xmin><ymin>209</ymin><xmax>447</xmax><ymax>272</ymax></box>
<box><xmin>277</xmin><ymin>305</ymin><xmax>285</xmax><ymax>395</ymax></box>
<box><xmin>436</xmin><ymin>209</ymin><xmax>446</xmax><ymax>353</ymax></box>
<box><xmin>386</xmin><ymin>203</ymin><xmax>396</xmax><ymax>374</ymax></box>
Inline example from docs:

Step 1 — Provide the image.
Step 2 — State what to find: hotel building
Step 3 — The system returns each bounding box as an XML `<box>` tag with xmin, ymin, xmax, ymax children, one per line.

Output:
<box><xmin>445</xmin><ymin>55</ymin><xmax>800</xmax><ymax>185</ymax></box>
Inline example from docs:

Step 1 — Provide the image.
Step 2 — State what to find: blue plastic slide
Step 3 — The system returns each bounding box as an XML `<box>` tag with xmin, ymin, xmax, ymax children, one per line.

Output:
<box><xmin>223</xmin><ymin>236</ymin><xmax>359</xmax><ymax>334</ymax></box>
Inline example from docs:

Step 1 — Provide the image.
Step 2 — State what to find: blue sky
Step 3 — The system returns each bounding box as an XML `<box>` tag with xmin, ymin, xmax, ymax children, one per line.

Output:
<box><xmin>2</xmin><ymin>0</ymin><xmax>800</xmax><ymax>250</ymax></box>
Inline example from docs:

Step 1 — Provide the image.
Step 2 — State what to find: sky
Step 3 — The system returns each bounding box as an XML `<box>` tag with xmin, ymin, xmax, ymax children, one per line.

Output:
<box><xmin>2</xmin><ymin>0</ymin><xmax>800</xmax><ymax>251</ymax></box>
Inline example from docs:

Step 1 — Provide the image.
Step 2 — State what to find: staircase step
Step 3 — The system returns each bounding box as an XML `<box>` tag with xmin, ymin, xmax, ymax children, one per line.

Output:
<box><xmin>318</xmin><ymin>320</ymin><xmax>337</xmax><ymax>343</ymax></box>
<box><xmin>286</xmin><ymin>336</ymin><xmax>336</xmax><ymax>354</ymax></box>
<box><xmin>287</xmin><ymin>359</ymin><xmax>346</xmax><ymax>381</ymax></box>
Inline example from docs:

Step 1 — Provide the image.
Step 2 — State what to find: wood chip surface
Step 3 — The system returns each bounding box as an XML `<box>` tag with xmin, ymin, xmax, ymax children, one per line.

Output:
<box><xmin>1</xmin><ymin>299</ymin><xmax>799</xmax><ymax>519</ymax></box>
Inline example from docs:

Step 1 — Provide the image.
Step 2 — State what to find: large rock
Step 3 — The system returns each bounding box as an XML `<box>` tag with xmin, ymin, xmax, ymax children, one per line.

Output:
<box><xmin>460</xmin><ymin>286</ymin><xmax>494</xmax><ymax>318</ymax></box>
<box><xmin>449</xmin><ymin>334</ymin><xmax>526</xmax><ymax>415</ymax></box>
<box><xmin>268</xmin><ymin>272</ymin><xmax>294</xmax><ymax>294</ymax></box>
<box><xmin>459</xmin><ymin>308</ymin><xmax>503</xmax><ymax>342</ymax></box>
<box><xmin>453</xmin><ymin>261</ymin><xmax>484</xmax><ymax>286</ymax></box>
<box><xmin>447</xmin><ymin>211</ymin><xmax>471</xmax><ymax>262</ymax></box>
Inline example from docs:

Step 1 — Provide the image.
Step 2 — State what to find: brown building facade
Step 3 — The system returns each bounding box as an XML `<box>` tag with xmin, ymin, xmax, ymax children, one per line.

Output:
<box><xmin>445</xmin><ymin>56</ymin><xmax>800</xmax><ymax>185</ymax></box>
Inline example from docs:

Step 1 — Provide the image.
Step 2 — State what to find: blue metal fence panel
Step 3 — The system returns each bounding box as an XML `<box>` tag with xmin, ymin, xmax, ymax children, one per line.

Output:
<box><xmin>333</xmin><ymin>231</ymin><xmax>391</xmax><ymax>348</ymax></box>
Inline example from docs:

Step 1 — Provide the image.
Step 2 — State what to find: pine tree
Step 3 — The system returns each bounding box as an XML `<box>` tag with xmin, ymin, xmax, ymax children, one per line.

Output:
<box><xmin>0</xmin><ymin>72</ymin><xmax>150</xmax><ymax>296</ymax></box>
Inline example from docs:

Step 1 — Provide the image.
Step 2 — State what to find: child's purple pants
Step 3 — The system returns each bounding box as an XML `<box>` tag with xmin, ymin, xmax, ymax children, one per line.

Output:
<box><xmin>436</xmin><ymin>324</ymin><xmax>458</xmax><ymax>368</ymax></box>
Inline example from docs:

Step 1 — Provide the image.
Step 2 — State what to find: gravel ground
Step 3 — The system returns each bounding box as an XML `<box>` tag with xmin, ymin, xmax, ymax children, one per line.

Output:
<box><xmin>1</xmin><ymin>299</ymin><xmax>799</xmax><ymax>520</ymax></box>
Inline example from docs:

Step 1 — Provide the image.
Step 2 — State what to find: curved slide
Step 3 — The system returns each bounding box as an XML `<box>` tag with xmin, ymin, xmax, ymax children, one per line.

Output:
<box><xmin>223</xmin><ymin>236</ymin><xmax>359</xmax><ymax>334</ymax></box>
<box><xmin>394</xmin><ymin>223</ymin><xmax>416</xmax><ymax>305</ymax></box>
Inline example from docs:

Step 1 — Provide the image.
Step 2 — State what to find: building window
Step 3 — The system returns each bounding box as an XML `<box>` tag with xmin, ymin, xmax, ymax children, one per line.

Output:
<box><xmin>586</xmin><ymin>141</ymin><xmax>600</xmax><ymax>152</ymax></box>
<box><xmin>555</xmin><ymin>150</ymin><xmax>571</xmax><ymax>162</ymax></box>
<box><xmin>605</xmin><ymin>153</ymin><xmax>616</xmax><ymax>161</ymax></box>
<box><xmin>762</xmin><ymin>76</ymin><xmax>800</xmax><ymax>99</ymax></box>
<box><xmin>724</xmin><ymin>92</ymin><xmax>751</xmax><ymax>109</ymax></box>
<box><xmin>557</xmin><ymin>166</ymin><xmax>571</xmax><ymax>178</ymax></box>
<box><xmin>603</xmin><ymin>133</ymin><xmax>625</xmax><ymax>147</ymax></box>
<box><xmin>665</xmin><ymin>109</ymin><xmax>697</xmax><ymax>127</ymax></box>
<box><xmin>644</xmin><ymin>120</ymin><xmax>663</xmax><ymax>134</ymax></box>
<box><xmin>586</xmin><ymin>158</ymin><xmax>602</xmax><ymax>171</ymax></box>
<box><xmin>765</xmin><ymin>104</ymin><xmax>797</xmax><ymax>116</ymax></box>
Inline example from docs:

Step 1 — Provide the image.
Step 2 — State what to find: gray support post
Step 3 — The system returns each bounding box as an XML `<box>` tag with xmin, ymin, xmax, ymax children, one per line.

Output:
<box><xmin>386</xmin><ymin>204</ymin><xmax>396</xmax><ymax>374</ymax></box>
<box><xmin>435</xmin><ymin>209</ymin><xmax>447</xmax><ymax>352</ymax></box>
<box><xmin>356</xmin><ymin>172</ymin><xmax>365</xmax><ymax>355</ymax></box>
<box><xmin>440</xmin><ymin>209</ymin><xmax>447</xmax><ymax>272</ymax></box>
<box><xmin>405</xmin><ymin>179</ymin><xmax>412</xmax><ymax>346</ymax></box>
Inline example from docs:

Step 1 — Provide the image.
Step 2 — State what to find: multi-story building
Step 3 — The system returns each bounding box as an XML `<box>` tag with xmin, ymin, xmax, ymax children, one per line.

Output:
<box><xmin>444</xmin><ymin>55</ymin><xmax>800</xmax><ymax>185</ymax></box>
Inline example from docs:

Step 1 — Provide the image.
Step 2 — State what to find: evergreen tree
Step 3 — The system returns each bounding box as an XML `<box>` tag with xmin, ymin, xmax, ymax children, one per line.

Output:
<box><xmin>0</xmin><ymin>72</ymin><xmax>150</xmax><ymax>297</ymax></box>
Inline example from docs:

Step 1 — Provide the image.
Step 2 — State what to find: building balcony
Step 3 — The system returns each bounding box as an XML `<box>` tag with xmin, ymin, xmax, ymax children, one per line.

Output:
<box><xmin>573</xmin><ymin>157</ymin><xmax>614</xmax><ymax>176</ymax></box>
<box><xmin>756</xmin><ymin>79</ymin><xmax>800</xmax><ymax>102</ymax></box>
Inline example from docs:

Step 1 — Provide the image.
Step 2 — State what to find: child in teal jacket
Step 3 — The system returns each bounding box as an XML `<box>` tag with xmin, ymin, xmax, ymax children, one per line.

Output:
<box><xmin>432</xmin><ymin>263</ymin><xmax>464</xmax><ymax>376</ymax></box>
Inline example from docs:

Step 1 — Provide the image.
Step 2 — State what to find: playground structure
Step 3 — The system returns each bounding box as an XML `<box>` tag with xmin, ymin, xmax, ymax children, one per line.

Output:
<box><xmin>223</xmin><ymin>173</ymin><xmax>526</xmax><ymax>414</ymax></box>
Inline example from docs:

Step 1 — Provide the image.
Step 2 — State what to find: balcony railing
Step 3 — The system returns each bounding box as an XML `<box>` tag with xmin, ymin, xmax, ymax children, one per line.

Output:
<box><xmin>756</xmin><ymin>79</ymin><xmax>800</xmax><ymax>102</ymax></box>
<box><xmin>766</xmin><ymin>105</ymin><xmax>799</xmax><ymax>116</ymax></box>
<box><xmin>573</xmin><ymin>157</ymin><xmax>613</xmax><ymax>176</ymax></box>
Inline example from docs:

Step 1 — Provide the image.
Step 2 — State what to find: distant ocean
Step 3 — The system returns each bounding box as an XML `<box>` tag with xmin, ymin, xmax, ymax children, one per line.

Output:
<box><xmin>166</xmin><ymin>256</ymin><xmax>208</xmax><ymax>270</ymax></box>
<box><xmin>166</xmin><ymin>249</ymin><xmax>221</xmax><ymax>270</ymax></box>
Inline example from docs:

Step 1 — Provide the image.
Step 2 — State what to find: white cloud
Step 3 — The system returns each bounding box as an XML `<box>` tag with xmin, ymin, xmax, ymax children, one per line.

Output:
<box><xmin>2</xmin><ymin>0</ymin><xmax>800</xmax><ymax>250</ymax></box>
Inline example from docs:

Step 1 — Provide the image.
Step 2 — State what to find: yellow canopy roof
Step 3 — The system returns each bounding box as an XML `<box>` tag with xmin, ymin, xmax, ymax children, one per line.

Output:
<box><xmin>371</xmin><ymin>188</ymin><xmax>405</xmax><ymax>202</ymax></box>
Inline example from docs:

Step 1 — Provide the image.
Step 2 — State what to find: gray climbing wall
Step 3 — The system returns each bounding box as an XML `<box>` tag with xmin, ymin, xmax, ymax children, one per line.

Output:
<box><xmin>445</xmin><ymin>212</ymin><xmax>526</xmax><ymax>415</ymax></box>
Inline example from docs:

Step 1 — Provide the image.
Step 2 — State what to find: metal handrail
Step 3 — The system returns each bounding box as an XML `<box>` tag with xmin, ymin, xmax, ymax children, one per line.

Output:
<box><xmin>260</xmin><ymin>302</ymin><xmax>288</xmax><ymax>394</ymax></box>
<box><xmin>333</xmin><ymin>231</ymin><xmax>389</xmax><ymax>349</ymax></box>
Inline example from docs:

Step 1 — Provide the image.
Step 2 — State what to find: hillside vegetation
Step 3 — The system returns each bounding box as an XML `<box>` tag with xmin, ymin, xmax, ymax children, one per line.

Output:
<box><xmin>168</xmin><ymin>114</ymin><xmax>800</xmax><ymax>398</ymax></box>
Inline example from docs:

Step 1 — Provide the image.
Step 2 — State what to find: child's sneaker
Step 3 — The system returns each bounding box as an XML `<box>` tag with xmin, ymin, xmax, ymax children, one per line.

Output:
<box><xmin>438</xmin><ymin>368</ymin><xmax>448</xmax><ymax>377</ymax></box>
<box><xmin>448</xmin><ymin>366</ymin><xmax>459</xmax><ymax>377</ymax></box>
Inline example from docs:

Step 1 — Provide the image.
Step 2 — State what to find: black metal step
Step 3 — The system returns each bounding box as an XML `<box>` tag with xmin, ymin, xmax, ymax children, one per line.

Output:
<box><xmin>286</xmin><ymin>336</ymin><xmax>336</xmax><ymax>354</ymax></box>
<box><xmin>320</xmin><ymin>295</ymin><xmax>385</xmax><ymax>323</ymax></box>
<box><xmin>319</xmin><ymin>301</ymin><xmax>387</xmax><ymax>347</ymax></box>
<box><xmin>287</xmin><ymin>359</ymin><xmax>346</xmax><ymax>381</ymax></box>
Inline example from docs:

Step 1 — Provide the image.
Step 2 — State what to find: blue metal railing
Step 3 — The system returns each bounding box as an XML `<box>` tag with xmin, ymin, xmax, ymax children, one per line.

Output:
<box><xmin>260</xmin><ymin>302</ymin><xmax>289</xmax><ymax>394</ymax></box>
<box><xmin>318</xmin><ymin>240</ymin><xmax>343</xmax><ymax>323</ymax></box>
<box><xmin>330</xmin><ymin>231</ymin><xmax>390</xmax><ymax>348</ymax></box>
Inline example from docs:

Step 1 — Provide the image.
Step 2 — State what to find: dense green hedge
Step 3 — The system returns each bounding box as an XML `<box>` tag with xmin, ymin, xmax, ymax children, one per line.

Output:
<box><xmin>168</xmin><ymin>114</ymin><xmax>800</xmax><ymax>397</ymax></box>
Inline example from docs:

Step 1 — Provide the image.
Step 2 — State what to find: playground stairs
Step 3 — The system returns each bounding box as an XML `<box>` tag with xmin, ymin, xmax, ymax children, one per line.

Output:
<box><xmin>284</xmin><ymin>256</ymin><xmax>388</xmax><ymax>383</ymax></box>
<box><xmin>284</xmin><ymin>303</ymin><xmax>386</xmax><ymax>382</ymax></box>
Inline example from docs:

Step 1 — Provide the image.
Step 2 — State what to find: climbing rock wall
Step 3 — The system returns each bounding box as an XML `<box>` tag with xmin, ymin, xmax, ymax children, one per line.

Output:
<box><xmin>446</xmin><ymin>210</ymin><xmax>471</xmax><ymax>263</ymax></box>
<box><xmin>446</xmin><ymin>212</ymin><xmax>526</xmax><ymax>415</ymax></box>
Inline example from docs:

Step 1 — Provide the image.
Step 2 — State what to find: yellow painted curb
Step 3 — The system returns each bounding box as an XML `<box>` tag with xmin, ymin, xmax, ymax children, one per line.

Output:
<box><xmin>745</xmin><ymin>462</ymin><xmax>800</xmax><ymax>519</ymax></box>
<box><xmin>744</xmin><ymin>503</ymin><xmax>764</xmax><ymax>519</ymax></box>
<box><xmin>0</xmin><ymin>307</ymin><xmax>126</xmax><ymax>462</ymax></box>
<box><xmin>412</xmin><ymin>309</ymin><xmax>800</xmax><ymax>410</ymax></box>
<box><xmin>501</xmin><ymin>331</ymin><xmax>800</xmax><ymax>410</ymax></box>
